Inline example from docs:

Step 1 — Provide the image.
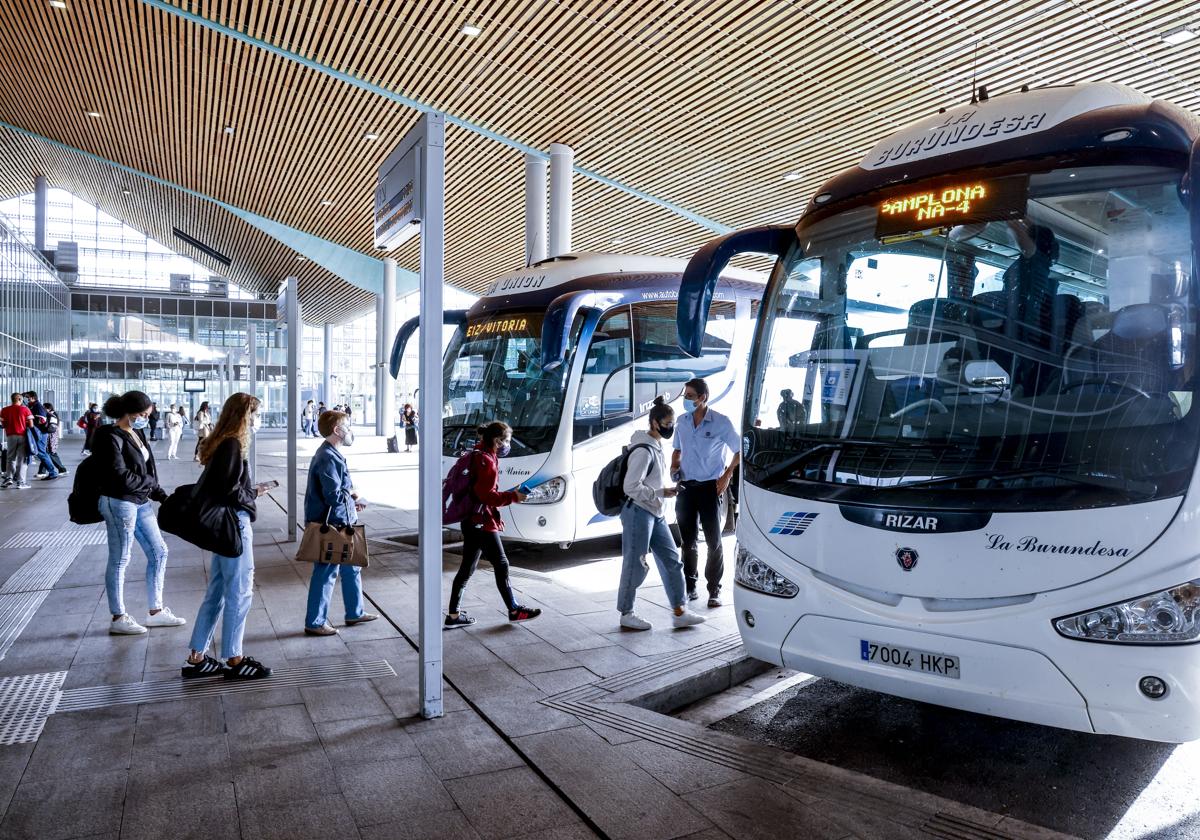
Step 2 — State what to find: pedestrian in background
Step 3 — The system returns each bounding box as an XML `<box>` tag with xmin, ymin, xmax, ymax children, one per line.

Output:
<box><xmin>671</xmin><ymin>377</ymin><xmax>740</xmax><ymax>608</ymax></box>
<box><xmin>193</xmin><ymin>401</ymin><xmax>212</xmax><ymax>462</ymax></box>
<box><xmin>302</xmin><ymin>399</ymin><xmax>316</xmax><ymax>438</ymax></box>
<box><xmin>164</xmin><ymin>403</ymin><xmax>184</xmax><ymax>460</ymax></box>
<box><xmin>93</xmin><ymin>390</ymin><xmax>186</xmax><ymax>635</ymax></box>
<box><xmin>80</xmin><ymin>403</ymin><xmax>102</xmax><ymax>454</ymax></box>
<box><xmin>183</xmin><ymin>392</ymin><xmax>272</xmax><ymax>680</ymax></box>
<box><xmin>444</xmin><ymin>421</ymin><xmax>541</xmax><ymax>628</ymax></box>
<box><xmin>22</xmin><ymin>392</ymin><xmax>59</xmax><ymax>481</ymax></box>
<box><xmin>302</xmin><ymin>409</ymin><xmax>378</xmax><ymax>636</ymax></box>
<box><xmin>617</xmin><ymin>397</ymin><xmax>705</xmax><ymax>631</ymax></box>
<box><xmin>39</xmin><ymin>402</ymin><xmax>68</xmax><ymax>477</ymax></box>
<box><xmin>148</xmin><ymin>403</ymin><xmax>160</xmax><ymax>441</ymax></box>
<box><xmin>1</xmin><ymin>393</ymin><xmax>32</xmax><ymax>489</ymax></box>
<box><xmin>402</xmin><ymin>404</ymin><xmax>418</xmax><ymax>453</ymax></box>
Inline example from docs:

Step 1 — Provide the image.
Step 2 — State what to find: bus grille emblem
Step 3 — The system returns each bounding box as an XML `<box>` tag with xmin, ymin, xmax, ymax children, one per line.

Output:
<box><xmin>895</xmin><ymin>547</ymin><xmax>919</xmax><ymax>571</ymax></box>
<box><xmin>769</xmin><ymin>512</ymin><xmax>818</xmax><ymax>536</ymax></box>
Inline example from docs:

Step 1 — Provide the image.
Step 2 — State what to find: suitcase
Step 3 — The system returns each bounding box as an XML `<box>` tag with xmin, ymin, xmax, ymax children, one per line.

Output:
<box><xmin>386</xmin><ymin>436</ymin><xmax>399</xmax><ymax>454</ymax></box>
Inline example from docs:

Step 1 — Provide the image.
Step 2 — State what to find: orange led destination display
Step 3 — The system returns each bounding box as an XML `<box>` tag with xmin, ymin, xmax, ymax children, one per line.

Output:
<box><xmin>875</xmin><ymin>175</ymin><xmax>1028</xmax><ymax>239</ymax></box>
<box><xmin>465</xmin><ymin>315</ymin><xmax>534</xmax><ymax>339</ymax></box>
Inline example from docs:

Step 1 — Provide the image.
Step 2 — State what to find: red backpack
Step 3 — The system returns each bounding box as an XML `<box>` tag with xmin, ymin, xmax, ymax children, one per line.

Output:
<box><xmin>442</xmin><ymin>450</ymin><xmax>483</xmax><ymax>526</ymax></box>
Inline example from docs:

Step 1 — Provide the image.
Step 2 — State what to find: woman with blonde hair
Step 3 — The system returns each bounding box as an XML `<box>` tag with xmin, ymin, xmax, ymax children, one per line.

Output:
<box><xmin>182</xmin><ymin>393</ymin><xmax>273</xmax><ymax>680</ymax></box>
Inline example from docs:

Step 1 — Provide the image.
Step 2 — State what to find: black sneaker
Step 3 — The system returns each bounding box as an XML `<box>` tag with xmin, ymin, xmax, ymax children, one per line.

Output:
<box><xmin>687</xmin><ymin>589</ymin><xmax>699</xmax><ymax>602</ymax></box>
<box><xmin>444</xmin><ymin>612</ymin><xmax>476</xmax><ymax>630</ymax></box>
<box><xmin>508</xmin><ymin>605</ymin><xmax>542</xmax><ymax>622</ymax></box>
<box><xmin>224</xmin><ymin>656</ymin><xmax>272</xmax><ymax>680</ymax></box>
<box><xmin>181</xmin><ymin>654</ymin><xmax>226</xmax><ymax>679</ymax></box>
<box><xmin>707</xmin><ymin>595</ymin><xmax>723</xmax><ymax>608</ymax></box>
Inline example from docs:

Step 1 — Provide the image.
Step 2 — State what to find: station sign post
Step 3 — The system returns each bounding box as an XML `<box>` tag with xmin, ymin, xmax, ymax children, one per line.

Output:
<box><xmin>277</xmin><ymin>278</ymin><xmax>300</xmax><ymax>541</ymax></box>
<box><xmin>375</xmin><ymin>113</ymin><xmax>445</xmax><ymax>719</ymax></box>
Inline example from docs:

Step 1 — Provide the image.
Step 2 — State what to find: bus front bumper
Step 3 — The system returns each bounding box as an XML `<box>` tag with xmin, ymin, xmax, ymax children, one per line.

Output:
<box><xmin>734</xmin><ymin>584</ymin><xmax>1200</xmax><ymax>744</ymax></box>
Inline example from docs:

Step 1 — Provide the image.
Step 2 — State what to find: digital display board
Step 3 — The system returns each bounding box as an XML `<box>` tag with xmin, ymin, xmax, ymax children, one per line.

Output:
<box><xmin>464</xmin><ymin>314</ymin><xmax>536</xmax><ymax>340</ymax></box>
<box><xmin>875</xmin><ymin>175</ymin><xmax>1029</xmax><ymax>239</ymax></box>
<box><xmin>182</xmin><ymin>379</ymin><xmax>206</xmax><ymax>393</ymax></box>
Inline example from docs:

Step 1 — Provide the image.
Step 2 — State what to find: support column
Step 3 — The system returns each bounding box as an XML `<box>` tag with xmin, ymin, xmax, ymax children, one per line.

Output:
<box><xmin>33</xmin><ymin>175</ymin><xmax>47</xmax><ymax>254</ymax></box>
<box><xmin>247</xmin><ymin>322</ymin><xmax>257</xmax><ymax>476</ymax></box>
<box><xmin>548</xmin><ymin>143</ymin><xmax>574</xmax><ymax>257</ymax></box>
<box><xmin>376</xmin><ymin>258</ymin><xmax>397</xmax><ymax>438</ymax></box>
<box><xmin>322</xmin><ymin>322</ymin><xmax>333</xmax><ymax>406</ymax></box>
<box><xmin>284</xmin><ymin>277</ymin><xmax>300</xmax><ymax>540</ymax></box>
<box><xmin>524</xmin><ymin>154</ymin><xmax>547</xmax><ymax>266</ymax></box>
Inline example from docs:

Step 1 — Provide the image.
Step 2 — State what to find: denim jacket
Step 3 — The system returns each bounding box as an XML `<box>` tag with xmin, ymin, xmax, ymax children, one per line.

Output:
<box><xmin>304</xmin><ymin>441</ymin><xmax>356</xmax><ymax>526</ymax></box>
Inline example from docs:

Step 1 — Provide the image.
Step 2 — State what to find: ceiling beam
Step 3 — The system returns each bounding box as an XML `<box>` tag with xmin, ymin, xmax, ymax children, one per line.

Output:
<box><xmin>138</xmin><ymin>0</ymin><xmax>734</xmax><ymax>237</ymax></box>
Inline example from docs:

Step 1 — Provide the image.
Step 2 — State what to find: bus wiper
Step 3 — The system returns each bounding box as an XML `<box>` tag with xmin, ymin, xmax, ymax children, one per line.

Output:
<box><xmin>754</xmin><ymin>438</ymin><xmax>953</xmax><ymax>488</ymax></box>
<box><xmin>901</xmin><ymin>464</ymin><xmax>1157</xmax><ymax>496</ymax></box>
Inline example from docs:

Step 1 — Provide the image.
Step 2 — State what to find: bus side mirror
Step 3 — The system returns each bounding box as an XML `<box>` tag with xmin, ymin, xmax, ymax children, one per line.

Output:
<box><xmin>677</xmin><ymin>225</ymin><xmax>795</xmax><ymax>357</ymax></box>
<box><xmin>390</xmin><ymin>310</ymin><xmax>467</xmax><ymax>378</ymax></box>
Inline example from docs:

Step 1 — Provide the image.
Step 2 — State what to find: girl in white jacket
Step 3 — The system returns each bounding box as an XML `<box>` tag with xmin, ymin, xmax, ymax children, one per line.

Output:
<box><xmin>617</xmin><ymin>397</ymin><xmax>706</xmax><ymax>631</ymax></box>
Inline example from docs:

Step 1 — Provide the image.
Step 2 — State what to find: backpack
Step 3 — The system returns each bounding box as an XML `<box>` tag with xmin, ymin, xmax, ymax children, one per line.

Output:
<box><xmin>442</xmin><ymin>450</ymin><xmax>481</xmax><ymax>526</ymax></box>
<box><xmin>386</xmin><ymin>436</ymin><xmax>399</xmax><ymax>454</ymax></box>
<box><xmin>591</xmin><ymin>443</ymin><xmax>653</xmax><ymax>517</ymax></box>
<box><xmin>67</xmin><ymin>451</ymin><xmax>105</xmax><ymax>525</ymax></box>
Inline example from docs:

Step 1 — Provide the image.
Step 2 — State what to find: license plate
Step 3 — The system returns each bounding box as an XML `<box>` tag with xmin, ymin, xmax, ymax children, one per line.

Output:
<box><xmin>860</xmin><ymin>640</ymin><xmax>960</xmax><ymax>679</ymax></box>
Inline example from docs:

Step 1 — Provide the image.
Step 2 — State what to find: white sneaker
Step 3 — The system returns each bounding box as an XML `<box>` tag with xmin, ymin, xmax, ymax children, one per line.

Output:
<box><xmin>620</xmin><ymin>612</ymin><xmax>652</xmax><ymax>631</ymax></box>
<box><xmin>110</xmin><ymin>614</ymin><xmax>148</xmax><ymax>635</ymax></box>
<box><xmin>672</xmin><ymin>610</ymin><xmax>707</xmax><ymax>629</ymax></box>
<box><xmin>15</xmin><ymin>484</ymin><xmax>31</xmax><ymax>490</ymax></box>
<box><xmin>144</xmin><ymin>606</ymin><xmax>187</xmax><ymax>627</ymax></box>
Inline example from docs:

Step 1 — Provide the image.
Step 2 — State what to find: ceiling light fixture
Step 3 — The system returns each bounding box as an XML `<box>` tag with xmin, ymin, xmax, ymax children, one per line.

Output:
<box><xmin>783</xmin><ymin>172</ymin><xmax>803</xmax><ymax>181</ymax></box>
<box><xmin>85</xmin><ymin>111</ymin><xmax>101</xmax><ymax>118</ymax></box>
<box><xmin>224</xmin><ymin>125</ymin><xmax>235</xmax><ymax>135</ymax></box>
<box><xmin>121</xmin><ymin>188</ymin><xmax>131</xmax><ymax>195</ymax></box>
<box><xmin>320</xmin><ymin>200</ymin><xmax>333</xmax><ymax>207</ymax></box>
<box><xmin>363</xmin><ymin>132</ymin><xmax>379</xmax><ymax>141</ymax></box>
<box><xmin>49</xmin><ymin>1</ymin><xmax>67</xmax><ymax>8</ymax></box>
<box><xmin>1162</xmin><ymin>25</ymin><xmax>1196</xmax><ymax>45</ymax></box>
<box><xmin>460</xmin><ymin>23</ymin><xmax>482</xmax><ymax>37</ymax></box>
<box><xmin>296</xmin><ymin>256</ymin><xmax>308</xmax><ymax>262</ymax></box>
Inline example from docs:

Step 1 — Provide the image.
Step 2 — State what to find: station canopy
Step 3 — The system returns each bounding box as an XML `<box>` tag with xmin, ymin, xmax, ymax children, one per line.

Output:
<box><xmin>0</xmin><ymin>0</ymin><xmax>1197</xmax><ymax>323</ymax></box>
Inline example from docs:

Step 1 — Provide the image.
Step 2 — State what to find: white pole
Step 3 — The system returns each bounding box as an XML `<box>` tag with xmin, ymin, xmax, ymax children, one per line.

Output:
<box><xmin>524</xmin><ymin>154</ymin><xmax>547</xmax><ymax>266</ymax></box>
<box><xmin>381</xmin><ymin>258</ymin><xmax>397</xmax><ymax>440</ymax></box>
<box><xmin>285</xmin><ymin>277</ymin><xmax>300</xmax><ymax>540</ymax></box>
<box><xmin>418</xmin><ymin>114</ymin><xmax>446</xmax><ymax>719</ymax></box>
<box><xmin>247</xmin><ymin>321</ymin><xmax>257</xmax><ymax>476</ymax></box>
<box><xmin>322</xmin><ymin>322</ymin><xmax>333</xmax><ymax>405</ymax></box>
<box><xmin>375</xmin><ymin>289</ymin><xmax>385</xmax><ymax>436</ymax></box>
<box><xmin>548</xmin><ymin>143</ymin><xmax>574</xmax><ymax>257</ymax></box>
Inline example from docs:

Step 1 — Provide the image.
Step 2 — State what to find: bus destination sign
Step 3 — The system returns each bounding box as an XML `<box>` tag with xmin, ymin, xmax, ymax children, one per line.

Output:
<box><xmin>875</xmin><ymin>175</ymin><xmax>1028</xmax><ymax>239</ymax></box>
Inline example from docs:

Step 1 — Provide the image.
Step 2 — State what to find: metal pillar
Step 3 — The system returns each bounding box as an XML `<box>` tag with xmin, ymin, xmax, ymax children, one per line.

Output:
<box><xmin>284</xmin><ymin>277</ymin><xmax>300</xmax><ymax>540</ymax></box>
<box><xmin>247</xmin><ymin>322</ymin><xmax>257</xmax><ymax>476</ymax></box>
<box><xmin>418</xmin><ymin>114</ymin><xmax>446</xmax><ymax>719</ymax></box>
<box><xmin>33</xmin><ymin>175</ymin><xmax>47</xmax><ymax>253</ymax></box>
<box><xmin>548</xmin><ymin>143</ymin><xmax>573</xmax><ymax>257</ymax></box>
<box><xmin>377</xmin><ymin>258</ymin><xmax>397</xmax><ymax>437</ymax></box>
<box><xmin>322</xmin><ymin>322</ymin><xmax>333</xmax><ymax>406</ymax></box>
<box><xmin>524</xmin><ymin>155</ymin><xmax>547</xmax><ymax>266</ymax></box>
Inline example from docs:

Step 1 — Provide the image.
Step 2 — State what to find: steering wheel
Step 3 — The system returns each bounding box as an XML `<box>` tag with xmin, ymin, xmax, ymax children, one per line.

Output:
<box><xmin>1059</xmin><ymin>378</ymin><xmax>1152</xmax><ymax>400</ymax></box>
<box><xmin>889</xmin><ymin>398</ymin><xmax>949</xmax><ymax>421</ymax></box>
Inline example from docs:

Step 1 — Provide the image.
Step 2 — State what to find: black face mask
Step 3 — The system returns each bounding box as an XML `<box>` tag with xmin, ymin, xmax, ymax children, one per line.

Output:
<box><xmin>657</xmin><ymin>423</ymin><xmax>675</xmax><ymax>440</ymax></box>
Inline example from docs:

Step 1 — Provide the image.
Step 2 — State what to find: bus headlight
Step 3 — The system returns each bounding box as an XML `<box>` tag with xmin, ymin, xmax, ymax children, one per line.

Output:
<box><xmin>735</xmin><ymin>546</ymin><xmax>799</xmax><ymax>598</ymax></box>
<box><xmin>1054</xmin><ymin>580</ymin><xmax>1200</xmax><ymax>644</ymax></box>
<box><xmin>522</xmin><ymin>477</ymin><xmax>566</xmax><ymax>505</ymax></box>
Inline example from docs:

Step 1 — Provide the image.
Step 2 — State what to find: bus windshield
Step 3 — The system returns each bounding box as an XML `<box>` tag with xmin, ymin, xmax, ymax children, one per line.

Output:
<box><xmin>442</xmin><ymin>310</ymin><xmax>569</xmax><ymax>457</ymax></box>
<box><xmin>746</xmin><ymin>164</ymin><xmax>1199</xmax><ymax>510</ymax></box>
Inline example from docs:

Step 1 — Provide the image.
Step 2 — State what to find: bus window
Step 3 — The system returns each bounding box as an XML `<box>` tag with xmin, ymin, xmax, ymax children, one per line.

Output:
<box><xmin>574</xmin><ymin>308</ymin><xmax>633</xmax><ymax>440</ymax></box>
<box><xmin>632</xmin><ymin>301</ymin><xmax>734</xmax><ymax>411</ymax></box>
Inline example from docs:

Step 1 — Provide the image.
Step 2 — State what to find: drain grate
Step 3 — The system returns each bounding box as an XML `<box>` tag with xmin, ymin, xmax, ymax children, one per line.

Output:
<box><xmin>0</xmin><ymin>671</ymin><xmax>65</xmax><ymax>744</ymax></box>
<box><xmin>2</xmin><ymin>529</ymin><xmax>105</xmax><ymax>549</ymax></box>
<box><xmin>56</xmin><ymin>659</ymin><xmax>398</xmax><ymax>713</ymax></box>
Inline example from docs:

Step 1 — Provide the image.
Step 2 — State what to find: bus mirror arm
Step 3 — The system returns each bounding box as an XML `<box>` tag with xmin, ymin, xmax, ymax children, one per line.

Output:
<box><xmin>541</xmin><ymin>292</ymin><xmax>621</xmax><ymax>372</ymax></box>
<box><xmin>389</xmin><ymin>310</ymin><xmax>467</xmax><ymax>378</ymax></box>
<box><xmin>677</xmin><ymin>225</ymin><xmax>796</xmax><ymax>357</ymax></box>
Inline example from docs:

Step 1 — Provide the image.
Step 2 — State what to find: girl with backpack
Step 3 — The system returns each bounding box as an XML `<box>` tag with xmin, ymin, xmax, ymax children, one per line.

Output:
<box><xmin>444</xmin><ymin>421</ymin><xmax>542</xmax><ymax>628</ymax></box>
<box><xmin>617</xmin><ymin>397</ymin><xmax>705</xmax><ymax>631</ymax></box>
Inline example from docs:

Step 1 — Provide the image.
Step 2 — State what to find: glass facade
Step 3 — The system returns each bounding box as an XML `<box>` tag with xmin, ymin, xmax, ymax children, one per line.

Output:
<box><xmin>0</xmin><ymin>212</ymin><xmax>70</xmax><ymax>406</ymax></box>
<box><xmin>69</xmin><ymin>291</ymin><xmax>288</xmax><ymax>426</ymax></box>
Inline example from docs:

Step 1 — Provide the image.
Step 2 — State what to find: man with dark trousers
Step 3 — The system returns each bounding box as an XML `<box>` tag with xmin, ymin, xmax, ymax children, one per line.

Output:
<box><xmin>670</xmin><ymin>378</ymin><xmax>740</xmax><ymax>608</ymax></box>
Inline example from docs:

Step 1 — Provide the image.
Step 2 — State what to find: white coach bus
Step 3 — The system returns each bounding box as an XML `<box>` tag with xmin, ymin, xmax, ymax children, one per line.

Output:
<box><xmin>391</xmin><ymin>253</ymin><xmax>763</xmax><ymax>546</ymax></box>
<box><xmin>678</xmin><ymin>84</ymin><xmax>1200</xmax><ymax>742</ymax></box>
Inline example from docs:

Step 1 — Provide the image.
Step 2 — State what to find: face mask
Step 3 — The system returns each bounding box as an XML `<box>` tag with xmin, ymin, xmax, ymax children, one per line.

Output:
<box><xmin>132</xmin><ymin>416</ymin><xmax>149</xmax><ymax>430</ymax></box>
<box><xmin>251</xmin><ymin>414</ymin><xmax>262</xmax><ymax>431</ymax></box>
<box><xmin>497</xmin><ymin>442</ymin><xmax>512</xmax><ymax>458</ymax></box>
<box><xmin>682</xmin><ymin>399</ymin><xmax>697</xmax><ymax>414</ymax></box>
<box><xmin>340</xmin><ymin>427</ymin><xmax>355</xmax><ymax>447</ymax></box>
<box><xmin>657</xmin><ymin>423</ymin><xmax>675</xmax><ymax>440</ymax></box>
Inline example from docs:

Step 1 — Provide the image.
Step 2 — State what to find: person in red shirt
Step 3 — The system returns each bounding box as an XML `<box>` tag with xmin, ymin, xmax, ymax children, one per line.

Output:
<box><xmin>444</xmin><ymin>421</ymin><xmax>542</xmax><ymax>628</ymax></box>
<box><xmin>1</xmin><ymin>393</ymin><xmax>34</xmax><ymax>488</ymax></box>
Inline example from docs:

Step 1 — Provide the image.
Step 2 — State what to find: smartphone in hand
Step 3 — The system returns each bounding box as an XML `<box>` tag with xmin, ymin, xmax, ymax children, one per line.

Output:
<box><xmin>254</xmin><ymin>479</ymin><xmax>279</xmax><ymax>496</ymax></box>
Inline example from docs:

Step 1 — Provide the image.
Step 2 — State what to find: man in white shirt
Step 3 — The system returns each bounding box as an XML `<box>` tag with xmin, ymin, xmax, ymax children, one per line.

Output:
<box><xmin>671</xmin><ymin>378</ymin><xmax>740</xmax><ymax>608</ymax></box>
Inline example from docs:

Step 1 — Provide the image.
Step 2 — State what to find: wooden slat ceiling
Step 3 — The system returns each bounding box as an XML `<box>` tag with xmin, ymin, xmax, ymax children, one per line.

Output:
<box><xmin>1</xmin><ymin>0</ymin><xmax>1198</xmax><ymax>324</ymax></box>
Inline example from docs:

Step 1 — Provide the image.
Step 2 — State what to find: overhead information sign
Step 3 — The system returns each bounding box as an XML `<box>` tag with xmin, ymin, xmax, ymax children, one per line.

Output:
<box><xmin>874</xmin><ymin>176</ymin><xmax>1028</xmax><ymax>239</ymax></box>
<box><xmin>374</xmin><ymin>136</ymin><xmax>423</xmax><ymax>250</ymax></box>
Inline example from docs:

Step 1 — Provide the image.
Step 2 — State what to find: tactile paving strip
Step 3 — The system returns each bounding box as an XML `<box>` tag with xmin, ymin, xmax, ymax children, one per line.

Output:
<box><xmin>0</xmin><ymin>671</ymin><xmax>65</xmax><ymax>745</ymax></box>
<box><xmin>56</xmin><ymin>659</ymin><xmax>397</xmax><ymax>713</ymax></box>
<box><xmin>0</xmin><ymin>546</ymin><xmax>83</xmax><ymax>661</ymax></box>
<box><xmin>2</xmin><ymin>529</ymin><xmax>106</xmax><ymax>549</ymax></box>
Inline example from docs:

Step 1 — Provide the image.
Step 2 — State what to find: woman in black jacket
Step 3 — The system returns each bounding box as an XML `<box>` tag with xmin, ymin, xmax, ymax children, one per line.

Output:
<box><xmin>183</xmin><ymin>392</ymin><xmax>272</xmax><ymax>680</ymax></box>
<box><xmin>94</xmin><ymin>391</ymin><xmax>187</xmax><ymax>636</ymax></box>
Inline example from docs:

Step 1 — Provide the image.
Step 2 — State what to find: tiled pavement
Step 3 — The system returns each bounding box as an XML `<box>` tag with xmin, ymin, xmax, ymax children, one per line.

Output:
<box><xmin>0</xmin><ymin>432</ymin><xmax>1074</xmax><ymax>840</ymax></box>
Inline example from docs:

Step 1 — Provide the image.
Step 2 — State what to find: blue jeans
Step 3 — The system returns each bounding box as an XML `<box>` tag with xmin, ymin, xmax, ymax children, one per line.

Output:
<box><xmin>305</xmin><ymin>562</ymin><xmax>365</xmax><ymax>628</ymax></box>
<box><xmin>618</xmin><ymin>502</ymin><xmax>687</xmax><ymax>614</ymax></box>
<box><xmin>99</xmin><ymin>496</ymin><xmax>168</xmax><ymax>616</ymax></box>
<box><xmin>188</xmin><ymin>511</ymin><xmax>255</xmax><ymax>659</ymax></box>
<box><xmin>28</xmin><ymin>430</ymin><xmax>57</xmax><ymax>478</ymax></box>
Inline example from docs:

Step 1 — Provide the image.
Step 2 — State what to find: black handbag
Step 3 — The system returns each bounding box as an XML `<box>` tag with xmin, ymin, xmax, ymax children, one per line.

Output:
<box><xmin>158</xmin><ymin>482</ymin><xmax>243</xmax><ymax>556</ymax></box>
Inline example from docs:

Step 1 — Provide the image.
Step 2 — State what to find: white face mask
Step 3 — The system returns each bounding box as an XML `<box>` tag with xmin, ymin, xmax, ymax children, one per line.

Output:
<box><xmin>251</xmin><ymin>413</ymin><xmax>262</xmax><ymax>431</ymax></box>
<box><xmin>339</xmin><ymin>426</ymin><xmax>355</xmax><ymax>447</ymax></box>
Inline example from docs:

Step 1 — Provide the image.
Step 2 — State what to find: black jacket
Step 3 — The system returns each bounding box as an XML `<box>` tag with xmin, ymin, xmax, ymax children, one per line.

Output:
<box><xmin>92</xmin><ymin>425</ymin><xmax>165</xmax><ymax>505</ymax></box>
<box><xmin>197</xmin><ymin>437</ymin><xmax>257</xmax><ymax>521</ymax></box>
